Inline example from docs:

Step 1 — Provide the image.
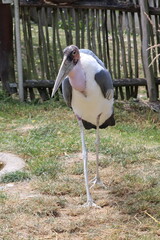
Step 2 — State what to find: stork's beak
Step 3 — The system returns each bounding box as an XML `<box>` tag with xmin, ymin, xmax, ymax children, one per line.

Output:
<box><xmin>51</xmin><ymin>55</ymin><xmax>74</xmax><ymax>98</ymax></box>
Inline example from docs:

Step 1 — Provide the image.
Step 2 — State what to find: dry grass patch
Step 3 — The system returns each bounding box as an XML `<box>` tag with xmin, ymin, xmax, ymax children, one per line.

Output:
<box><xmin>1</xmin><ymin>159</ymin><xmax>160</xmax><ymax>240</ymax></box>
<box><xmin>0</xmin><ymin>99</ymin><xmax>160</xmax><ymax>239</ymax></box>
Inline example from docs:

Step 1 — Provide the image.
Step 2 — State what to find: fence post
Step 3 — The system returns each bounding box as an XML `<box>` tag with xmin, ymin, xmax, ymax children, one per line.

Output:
<box><xmin>139</xmin><ymin>0</ymin><xmax>157</xmax><ymax>102</ymax></box>
<box><xmin>14</xmin><ymin>0</ymin><xmax>24</xmax><ymax>102</ymax></box>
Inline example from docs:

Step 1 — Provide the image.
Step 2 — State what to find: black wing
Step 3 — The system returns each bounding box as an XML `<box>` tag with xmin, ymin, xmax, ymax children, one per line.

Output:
<box><xmin>95</xmin><ymin>69</ymin><xmax>114</xmax><ymax>100</ymax></box>
<box><xmin>62</xmin><ymin>77</ymin><xmax>72</xmax><ymax>108</ymax></box>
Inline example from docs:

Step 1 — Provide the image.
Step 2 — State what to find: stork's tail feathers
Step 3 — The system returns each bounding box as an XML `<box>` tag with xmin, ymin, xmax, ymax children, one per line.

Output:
<box><xmin>82</xmin><ymin>113</ymin><xmax>115</xmax><ymax>130</ymax></box>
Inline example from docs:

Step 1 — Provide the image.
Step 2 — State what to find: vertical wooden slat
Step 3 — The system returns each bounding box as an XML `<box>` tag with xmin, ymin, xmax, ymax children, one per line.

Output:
<box><xmin>119</xmin><ymin>11</ymin><xmax>129</xmax><ymax>99</ymax></box>
<box><xmin>26</xmin><ymin>7</ymin><xmax>38</xmax><ymax>79</ymax></box>
<box><xmin>75</xmin><ymin>9</ymin><xmax>80</xmax><ymax>47</ymax></box>
<box><xmin>21</xmin><ymin>8</ymin><xmax>32</xmax><ymax>79</ymax></box>
<box><xmin>139</xmin><ymin>0</ymin><xmax>157</xmax><ymax>101</ymax></box>
<box><xmin>86</xmin><ymin>9</ymin><xmax>91</xmax><ymax>50</ymax></box>
<box><xmin>149</xmin><ymin>13</ymin><xmax>158</xmax><ymax>77</ymax></box>
<box><xmin>37</xmin><ymin>8</ymin><xmax>45</xmax><ymax>79</ymax></box>
<box><xmin>101</xmin><ymin>9</ymin><xmax>107</xmax><ymax>67</ymax></box>
<box><xmin>67</xmin><ymin>8</ymin><xmax>73</xmax><ymax>44</ymax></box>
<box><xmin>96</xmin><ymin>9</ymin><xmax>102</xmax><ymax>60</ymax></box>
<box><xmin>56</xmin><ymin>9</ymin><xmax>63</xmax><ymax>59</ymax></box>
<box><xmin>155</xmin><ymin>12</ymin><xmax>160</xmax><ymax>74</ymax></box>
<box><xmin>81</xmin><ymin>9</ymin><xmax>85</xmax><ymax>49</ymax></box>
<box><xmin>119</xmin><ymin>11</ymin><xmax>128</xmax><ymax>78</ymax></box>
<box><xmin>113</xmin><ymin>11</ymin><xmax>124</xmax><ymax>100</ymax></box>
<box><xmin>110</xmin><ymin>10</ymin><xmax>117</xmax><ymax>79</ymax></box>
<box><xmin>91</xmin><ymin>9</ymin><xmax>96</xmax><ymax>54</ymax></box>
<box><xmin>44</xmin><ymin>8</ymin><xmax>54</xmax><ymax>79</ymax></box>
<box><xmin>51</xmin><ymin>8</ymin><xmax>58</xmax><ymax>77</ymax></box>
<box><xmin>126</xmin><ymin>12</ymin><xmax>134</xmax><ymax>98</ymax></box>
<box><xmin>28</xmin><ymin>88</ymin><xmax>35</xmax><ymax>100</ymax></box>
<box><xmin>59</xmin><ymin>8</ymin><xmax>70</xmax><ymax>46</ymax></box>
<box><xmin>114</xmin><ymin>11</ymin><xmax>121</xmax><ymax>79</ymax></box>
<box><xmin>131</xmin><ymin>12</ymin><xmax>139</xmax><ymax>78</ymax></box>
<box><xmin>104</xmin><ymin>10</ymin><xmax>112</xmax><ymax>74</ymax></box>
<box><xmin>125</xmin><ymin>12</ymin><xmax>132</xmax><ymax>78</ymax></box>
<box><xmin>39</xmin><ymin>8</ymin><xmax>50</xmax><ymax>79</ymax></box>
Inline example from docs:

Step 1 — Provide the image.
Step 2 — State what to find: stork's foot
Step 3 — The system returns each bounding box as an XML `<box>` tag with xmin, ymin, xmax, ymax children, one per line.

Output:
<box><xmin>90</xmin><ymin>176</ymin><xmax>106</xmax><ymax>189</ymax></box>
<box><xmin>82</xmin><ymin>200</ymin><xmax>101</xmax><ymax>208</ymax></box>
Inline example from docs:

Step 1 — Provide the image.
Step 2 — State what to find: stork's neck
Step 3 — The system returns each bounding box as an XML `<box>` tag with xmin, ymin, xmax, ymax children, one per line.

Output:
<box><xmin>68</xmin><ymin>61</ymin><xmax>86</xmax><ymax>92</ymax></box>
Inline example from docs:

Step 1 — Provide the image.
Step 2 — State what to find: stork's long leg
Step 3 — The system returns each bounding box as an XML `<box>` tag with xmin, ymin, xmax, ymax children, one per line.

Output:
<box><xmin>95</xmin><ymin>114</ymin><xmax>101</xmax><ymax>181</ymax></box>
<box><xmin>90</xmin><ymin>114</ymin><xmax>106</xmax><ymax>189</ymax></box>
<box><xmin>78</xmin><ymin>118</ymin><xmax>99</xmax><ymax>207</ymax></box>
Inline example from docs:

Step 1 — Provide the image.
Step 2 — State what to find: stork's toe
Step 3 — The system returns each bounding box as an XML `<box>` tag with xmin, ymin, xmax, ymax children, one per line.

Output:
<box><xmin>90</xmin><ymin>176</ymin><xmax>107</xmax><ymax>189</ymax></box>
<box><xmin>82</xmin><ymin>200</ymin><xmax>101</xmax><ymax>208</ymax></box>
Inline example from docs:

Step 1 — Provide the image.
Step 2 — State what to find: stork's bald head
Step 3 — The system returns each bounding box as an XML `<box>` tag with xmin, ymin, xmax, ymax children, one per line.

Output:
<box><xmin>51</xmin><ymin>45</ymin><xmax>80</xmax><ymax>97</ymax></box>
<box><xmin>63</xmin><ymin>45</ymin><xmax>80</xmax><ymax>65</ymax></box>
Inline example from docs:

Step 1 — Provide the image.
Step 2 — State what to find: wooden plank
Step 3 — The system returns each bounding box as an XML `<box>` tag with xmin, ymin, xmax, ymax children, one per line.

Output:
<box><xmin>19</xmin><ymin>1</ymin><xmax>160</xmax><ymax>16</ymax></box>
<box><xmin>96</xmin><ymin>9</ymin><xmax>102</xmax><ymax>60</ymax></box>
<box><xmin>56</xmin><ymin>9</ymin><xmax>63</xmax><ymax>59</ymax></box>
<box><xmin>21</xmin><ymin>8</ymin><xmax>32</xmax><ymax>79</ymax></box>
<box><xmin>118</xmin><ymin>11</ymin><xmax>128</xmax><ymax>78</ymax></box>
<box><xmin>114</xmin><ymin>78</ymin><xmax>160</xmax><ymax>87</ymax></box>
<box><xmin>51</xmin><ymin>8</ymin><xmax>58</xmax><ymax>76</ymax></box>
<box><xmin>110</xmin><ymin>10</ymin><xmax>117</xmax><ymax>78</ymax></box>
<box><xmin>91</xmin><ymin>9</ymin><xmax>96</xmax><ymax>54</ymax></box>
<box><xmin>80</xmin><ymin>9</ymin><xmax>85</xmax><ymax>48</ymax></box>
<box><xmin>86</xmin><ymin>9</ymin><xmax>91</xmax><ymax>50</ymax></box>
<box><xmin>59</xmin><ymin>8</ymin><xmax>70</xmax><ymax>45</ymax></box>
<box><xmin>8</xmin><ymin>78</ymin><xmax>160</xmax><ymax>101</ymax></box>
<box><xmin>125</xmin><ymin>12</ymin><xmax>132</xmax><ymax>78</ymax></box>
<box><xmin>9</xmin><ymin>78</ymin><xmax>160</xmax><ymax>88</ymax></box>
<box><xmin>101</xmin><ymin>9</ymin><xmax>107</xmax><ymax>67</ymax></box>
<box><xmin>75</xmin><ymin>8</ymin><xmax>80</xmax><ymax>47</ymax></box>
<box><xmin>37</xmin><ymin>8</ymin><xmax>45</xmax><ymax>79</ymax></box>
<box><xmin>26</xmin><ymin>7</ymin><xmax>38</xmax><ymax>79</ymax></box>
<box><xmin>104</xmin><ymin>10</ymin><xmax>112</xmax><ymax>74</ymax></box>
<box><xmin>39</xmin><ymin>8</ymin><xmax>50</xmax><ymax>79</ymax></box>
<box><xmin>139</xmin><ymin>0</ymin><xmax>157</xmax><ymax>101</ymax></box>
<box><xmin>113</xmin><ymin>11</ymin><xmax>120</xmax><ymax>79</ymax></box>
<box><xmin>20</xmin><ymin>1</ymin><xmax>140</xmax><ymax>13</ymax></box>
<box><xmin>131</xmin><ymin>12</ymin><xmax>139</xmax><ymax>78</ymax></box>
<box><xmin>67</xmin><ymin>8</ymin><xmax>73</xmax><ymax>45</ymax></box>
<box><xmin>154</xmin><ymin>8</ymin><xmax>160</xmax><ymax>74</ymax></box>
<box><xmin>44</xmin><ymin>7</ymin><xmax>54</xmax><ymax>78</ymax></box>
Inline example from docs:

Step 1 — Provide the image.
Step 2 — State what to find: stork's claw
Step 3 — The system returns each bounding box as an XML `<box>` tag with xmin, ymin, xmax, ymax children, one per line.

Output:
<box><xmin>90</xmin><ymin>177</ymin><xmax>106</xmax><ymax>189</ymax></box>
<box><xmin>82</xmin><ymin>200</ymin><xmax>101</xmax><ymax>208</ymax></box>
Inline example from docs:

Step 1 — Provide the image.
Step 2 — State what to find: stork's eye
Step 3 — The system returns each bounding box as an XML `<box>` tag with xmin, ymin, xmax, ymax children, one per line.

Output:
<box><xmin>72</xmin><ymin>50</ymin><xmax>76</xmax><ymax>55</ymax></box>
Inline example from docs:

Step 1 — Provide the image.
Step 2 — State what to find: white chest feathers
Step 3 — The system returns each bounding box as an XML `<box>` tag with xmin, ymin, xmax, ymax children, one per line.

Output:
<box><xmin>68</xmin><ymin>61</ymin><xmax>86</xmax><ymax>92</ymax></box>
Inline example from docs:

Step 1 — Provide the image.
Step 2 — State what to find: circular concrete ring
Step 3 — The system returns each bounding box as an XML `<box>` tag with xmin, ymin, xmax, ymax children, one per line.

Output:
<box><xmin>0</xmin><ymin>152</ymin><xmax>25</xmax><ymax>177</ymax></box>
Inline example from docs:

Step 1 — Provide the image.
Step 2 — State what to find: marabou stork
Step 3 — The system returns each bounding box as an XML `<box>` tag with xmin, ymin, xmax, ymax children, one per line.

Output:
<box><xmin>51</xmin><ymin>45</ymin><xmax>115</xmax><ymax>207</ymax></box>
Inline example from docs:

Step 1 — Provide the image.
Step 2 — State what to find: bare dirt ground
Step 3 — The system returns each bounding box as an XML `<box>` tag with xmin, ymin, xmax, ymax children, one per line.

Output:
<box><xmin>1</xmin><ymin>152</ymin><xmax>160</xmax><ymax>240</ymax></box>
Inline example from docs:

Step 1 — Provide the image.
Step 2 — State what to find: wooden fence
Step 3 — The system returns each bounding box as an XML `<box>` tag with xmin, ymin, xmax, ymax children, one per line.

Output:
<box><xmin>11</xmin><ymin>0</ymin><xmax>160</xmax><ymax>101</ymax></box>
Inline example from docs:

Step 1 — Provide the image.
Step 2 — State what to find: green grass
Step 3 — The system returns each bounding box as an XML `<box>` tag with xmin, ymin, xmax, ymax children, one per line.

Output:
<box><xmin>0</xmin><ymin>191</ymin><xmax>7</xmax><ymax>204</ymax></box>
<box><xmin>0</xmin><ymin>171</ymin><xmax>31</xmax><ymax>183</ymax></box>
<box><xmin>0</xmin><ymin>95</ymin><xmax>160</xmax><ymax>239</ymax></box>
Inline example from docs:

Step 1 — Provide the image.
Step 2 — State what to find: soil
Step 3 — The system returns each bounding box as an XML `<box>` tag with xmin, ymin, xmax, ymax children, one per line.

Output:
<box><xmin>0</xmin><ymin>152</ymin><xmax>159</xmax><ymax>240</ymax></box>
